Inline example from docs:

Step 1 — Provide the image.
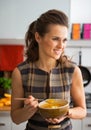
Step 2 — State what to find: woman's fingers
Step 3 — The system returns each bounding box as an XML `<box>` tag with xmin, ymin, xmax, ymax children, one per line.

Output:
<box><xmin>46</xmin><ymin>116</ymin><xmax>65</xmax><ymax>124</ymax></box>
<box><xmin>24</xmin><ymin>96</ymin><xmax>38</xmax><ymax>109</ymax></box>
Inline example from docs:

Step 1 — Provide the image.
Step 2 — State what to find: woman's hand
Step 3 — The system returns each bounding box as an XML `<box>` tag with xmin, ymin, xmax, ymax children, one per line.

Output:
<box><xmin>45</xmin><ymin>109</ymin><xmax>72</xmax><ymax>124</ymax></box>
<box><xmin>24</xmin><ymin>95</ymin><xmax>38</xmax><ymax>115</ymax></box>
<box><xmin>46</xmin><ymin>117</ymin><xmax>65</xmax><ymax>124</ymax></box>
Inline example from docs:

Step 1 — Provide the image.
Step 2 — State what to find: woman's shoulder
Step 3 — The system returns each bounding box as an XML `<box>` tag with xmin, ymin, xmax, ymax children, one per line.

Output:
<box><xmin>17</xmin><ymin>60</ymin><xmax>32</xmax><ymax>72</ymax></box>
<box><xmin>61</xmin><ymin>60</ymin><xmax>76</xmax><ymax>73</ymax></box>
<box><xmin>66</xmin><ymin>60</ymin><xmax>77</xmax><ymax>68</ymax></box>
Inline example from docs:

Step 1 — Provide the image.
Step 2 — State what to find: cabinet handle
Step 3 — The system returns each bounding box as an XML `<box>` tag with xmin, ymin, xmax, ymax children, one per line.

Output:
<box><xmin>0</xmin><ymin>123</ymin><xmax>5</xmax><ymax>126</ymax></box>
<box><xmin>88</xmin><ymin>124</ymin><xmax>91</xmax><ymax>127</ymax></box>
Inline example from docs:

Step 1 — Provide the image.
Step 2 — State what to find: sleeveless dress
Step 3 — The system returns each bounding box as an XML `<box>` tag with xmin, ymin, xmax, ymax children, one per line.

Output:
<box><xmin>18</xmin><ymin>60</ymin><xmax>76</xmax><ymax>130</ymax></box>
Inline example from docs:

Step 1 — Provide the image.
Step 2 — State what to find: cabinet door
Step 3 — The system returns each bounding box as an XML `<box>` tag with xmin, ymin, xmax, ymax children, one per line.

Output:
<box><xmin>0</xmin><ymin>112</ymin><xmax>12</xmax><ymax>130</ymax></box>
<box><xmin>82</xmin><ymin>117</ymin><xmax>91</xmax><ymax>130</ymax></box>
<box><xmin>71</xmin><ymin>119</ymin><xmax>82</xmax><ymax>130</ymax></box>
<box><xmin>12</xmin><ymin>121</ymin><xmax>27</xmax><ymax>130</ymax></box>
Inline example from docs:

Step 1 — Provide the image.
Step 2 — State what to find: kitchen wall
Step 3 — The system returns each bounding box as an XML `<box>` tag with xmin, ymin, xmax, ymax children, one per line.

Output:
<box><xmin>0</xmin><ymin>0</ymin><xmax>70</xmax><ymax>39</ymax></box>
<box><xmin>70</xmin><ymin>0</ymin><xmax>91</xmax><ymax>23</ymax></box>
<box><xmin>1</xmin><ymin>0</ymin><xmax>91</xmax><ymax>40</ymax></box>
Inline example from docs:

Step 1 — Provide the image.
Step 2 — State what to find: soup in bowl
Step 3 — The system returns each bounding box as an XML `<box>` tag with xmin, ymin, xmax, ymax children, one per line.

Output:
<box><xmin>38</xmin><ymin>99</ymin><xmax>69</xmax><ymax>118</ymax></box>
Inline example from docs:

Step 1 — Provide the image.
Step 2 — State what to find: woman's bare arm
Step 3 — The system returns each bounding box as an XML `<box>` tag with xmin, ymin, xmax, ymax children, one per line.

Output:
<box><xmin>11</xmin><ymin>68</ymin><xmax>38</xmax><ymax>124</ymax></box>
<box><xmin>69</xmin><ymin>66</ymin><xmax>87</xmax><ymax>119</ymax></box>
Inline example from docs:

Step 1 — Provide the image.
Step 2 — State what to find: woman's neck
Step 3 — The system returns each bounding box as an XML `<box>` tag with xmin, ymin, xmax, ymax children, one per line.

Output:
<box><xmin>35</xmin><ymin>59</ymin><xmax>57</xmax><ymax>72</ymax></box>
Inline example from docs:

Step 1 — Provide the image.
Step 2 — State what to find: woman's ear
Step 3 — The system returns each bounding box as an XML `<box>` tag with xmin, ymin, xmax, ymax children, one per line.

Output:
<box><xmin>35</xmin><ymin>32</ymin><xmax>41</xmax><ymax>43</ymax></box>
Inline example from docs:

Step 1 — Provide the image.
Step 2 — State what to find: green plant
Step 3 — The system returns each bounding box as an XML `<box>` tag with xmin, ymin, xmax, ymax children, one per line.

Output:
<box><xmin>0</xmin><ymin>77</ymin><xmax>12</xmax><ymax>90</ymax></box>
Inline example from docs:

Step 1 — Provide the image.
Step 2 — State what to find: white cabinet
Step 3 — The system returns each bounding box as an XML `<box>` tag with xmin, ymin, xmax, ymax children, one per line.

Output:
<box><xmin>0</xmin><ymin>110</ymin><xmax>91</xmax><ymax>130</ymax></box>
<box><xmin>71</xmin><ymin>110</ymin><xmax>91</xmax><ymax>130</ymax></box>
<box><xmin>0</xmin><ymin>111</ymin><xmax>82</xmax><ymax>130</ymax></box>
<box><xmin>0</xmin><ymin>111</ymin><xmax>12</xmax><ymax>130</ymax></box>
<box><xmin>0</xmin><ymin>111</ymin><xmax>27</xmax><ymax>130</ymax></box>
<box><xmin>12</xmin><ymin>121</ymin><xmax>27</xmax><ymax>130</ymax></box>
<box><xmin>71</xmin><ymin>119</ymin><xmax>82</xmax><ymax>130</ymax></box>
<box><xmin>82</xmin><ymin>116</ymin><xmax>91</xmax><ymax>130</ymax></box>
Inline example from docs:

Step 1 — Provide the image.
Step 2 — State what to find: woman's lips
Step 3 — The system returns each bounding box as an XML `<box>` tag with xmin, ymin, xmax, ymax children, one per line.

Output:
<box><xmin>54</xmin><ymin>49</ymin><xmax>62</xmax><ymax>55</ymax></box>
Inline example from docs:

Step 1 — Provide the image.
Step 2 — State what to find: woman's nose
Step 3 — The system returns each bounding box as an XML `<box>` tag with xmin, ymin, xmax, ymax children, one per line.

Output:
<box><xmin>57</xmin><ymin>41</ymin><xmax>64</xmax><ymax>48</ymax></box>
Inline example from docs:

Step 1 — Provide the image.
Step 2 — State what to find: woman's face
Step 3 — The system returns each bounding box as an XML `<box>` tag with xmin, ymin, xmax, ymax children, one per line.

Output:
<box><xmin>35</xmin><ymin>24</ymin><xmax>68</xmax><ymax>60</ymax></box>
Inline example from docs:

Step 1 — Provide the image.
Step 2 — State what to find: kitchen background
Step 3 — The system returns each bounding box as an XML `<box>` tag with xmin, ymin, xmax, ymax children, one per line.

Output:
<box><xmin>0</xmin><ymin>0</ymin><xmax>91</xmax><ymax>130</ymax></box>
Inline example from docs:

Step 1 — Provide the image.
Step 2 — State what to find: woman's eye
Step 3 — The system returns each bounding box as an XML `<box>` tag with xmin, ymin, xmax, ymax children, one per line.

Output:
<box><xmin>63</xmin><ymin>39</ymin><xmax>68</xmax><ymax>43</ymax></box>
<box><xmin>52</xmin><ymin>37</ymin><xmax>68</xmax><ymax>43</ymax></box>
<box><xmin>52</xmin><ymin>37</ymin><xmax>59</xmax><ymax>41</ymax></box>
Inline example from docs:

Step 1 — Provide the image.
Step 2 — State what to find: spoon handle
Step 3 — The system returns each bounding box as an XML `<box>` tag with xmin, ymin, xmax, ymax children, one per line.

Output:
<box><xmin>14</xmin><ymin>98</ymin><xmax>43</xmax><ymax>102</ymax></box>
<box><xmin>14</xmin><ymin>98</ymin><xmax>26</xmax><ymax>100</ymax></box>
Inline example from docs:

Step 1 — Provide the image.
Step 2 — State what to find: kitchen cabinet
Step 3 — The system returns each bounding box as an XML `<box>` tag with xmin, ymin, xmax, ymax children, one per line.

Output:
<box><xmin>12</xmin><ymin>121</ymin><xmax>27</xmax><ymax>130</ymax></box>
<box><xmin>0</xmin><ymin>110</ymin><xmax>91</xmax><ymax>130</ymax></box>
<box><xmin>82</xmin><ymin>116</ymin><xmax>91</xmax><ymax>130</ymax></box>
<box><xmin>71</xmin><ymin>114</ymin><xmax>91</xmax><ymax>130</ymax></box>
<box><xmin>0</xmin><ymin>111</ymin><xmax>12</xmax><ymax>130</ymax></box>
<box><xmin>0</xmin><ymin>111</ymin><xmax>82</xmax><ymax>130</ymax></box>
<box><xmin>0</xmin><ymin>111</ymin><xmax>27</xmax><ymax>130</ymax></box>
<box><xmin>71</xmin><ymin>119</ymin><xmax>82</xmax><ymax>130</ymax></box>
<box><xmin>0</xmin><ymin>45</ymin><xmax>24</xmax><ymax>71</ymax></box>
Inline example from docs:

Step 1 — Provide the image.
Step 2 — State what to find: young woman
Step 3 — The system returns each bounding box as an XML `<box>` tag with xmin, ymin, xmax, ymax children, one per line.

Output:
<box><xmin>11</xmin><ymin>9</ymin><xmax>86</xmax><ymax>130</ymax></box>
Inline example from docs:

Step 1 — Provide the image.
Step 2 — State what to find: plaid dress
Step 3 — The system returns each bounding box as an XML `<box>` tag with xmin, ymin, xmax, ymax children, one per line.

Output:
<box><xmin>18</xmin><ymin>60</ymin><xmax>76</xmax><ymax>130</ymax></box>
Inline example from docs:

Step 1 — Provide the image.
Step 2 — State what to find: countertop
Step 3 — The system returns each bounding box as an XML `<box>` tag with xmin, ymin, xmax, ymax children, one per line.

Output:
<box><xmin>0</xmin><ymin>106</ymin><xmax>11</xmax><ymax>111</ymax></box>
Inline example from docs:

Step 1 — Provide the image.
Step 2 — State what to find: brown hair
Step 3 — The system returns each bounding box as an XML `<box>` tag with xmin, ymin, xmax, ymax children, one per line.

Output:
<box><xmin>25</xmin><ymin>9</ymin><xmax>69</xmax><ymax>62</ymax></box>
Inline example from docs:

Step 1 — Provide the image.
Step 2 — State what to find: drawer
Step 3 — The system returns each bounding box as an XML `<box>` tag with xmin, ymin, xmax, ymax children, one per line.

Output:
<box><xmin>82</xmin><ymin>117</ymin><xmax>91</xmax><ymax>130</ymax></box>
<box><xmin>71</xmin><ymin>119</ymin><xmax>82</xmax><ymax>130</ymax></box>
<box><xmin>0</xmin><ymin>111</ymin><xmax>12</xmax><ymax>130</ymax></box>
